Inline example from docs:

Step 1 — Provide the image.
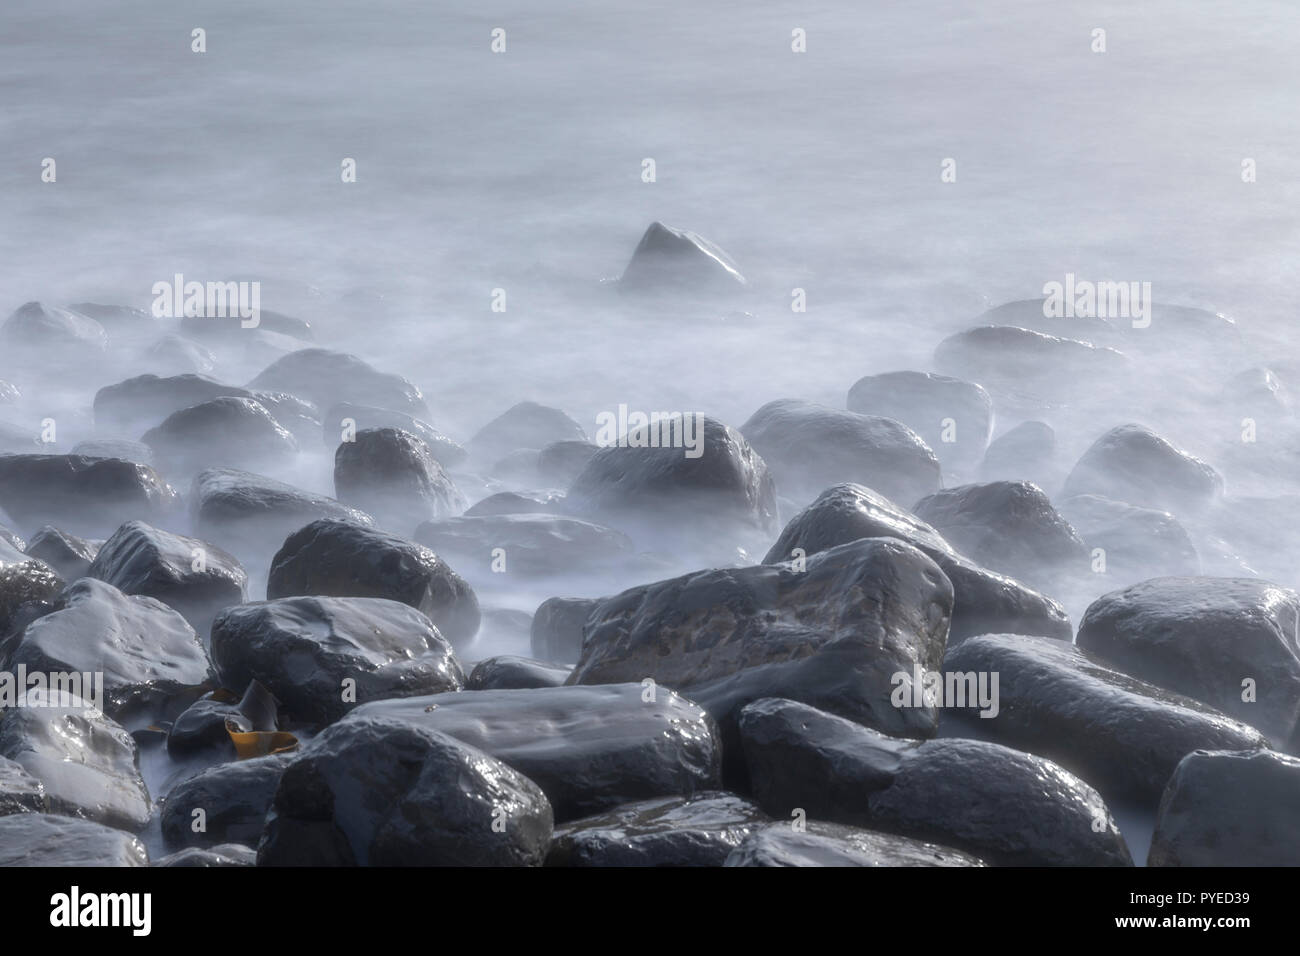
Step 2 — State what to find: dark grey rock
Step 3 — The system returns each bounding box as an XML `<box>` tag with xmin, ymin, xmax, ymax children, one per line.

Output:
<box><xmin>322</xmin><ymin>402</ymin><xmax>466</xmax><ymax>467</ymax></box>
<box><xmin>0</xmin><ymin>754</ymin><xmax>47</xmax><ymax>815</ymax></box>
<box><xmin>160</xmin><ymin>753</ymin><xmax>292</xmax><ymax>849</ymax></box>
<box><xmin>0</xmin><ymin>813</ymin><xmax>147</xmax><ymax>866</ymax></box>
<box><xmin>23</xmin><ymin>527</ymin><xmax>100</xmax><ymax>582</ymax></box>
<box><xmin>463</xmin><ymin>490</ymin><xmax>563</xmax><ymax>517</ymax></box>
<box><xmin>94</xmin><ymin>373</ymin><xmax>250</xmax><ymax>432</ymax></box>
<box><xmin>618</xmin><ymin>222</ymin><xmax>747</xmax><ymax>294</ymax></box>
<box><xmin>166</xmin><ymin>679</ymin><xmax>280</xmax><ymax>758</ymax></box>
<box><xmin>334</xmin><ymin>427</ymin><xmax>465</xmax><ymax>531</ymax></box>
<box><xmin>143</xmin><ymin>396</ymin><xmax>299</xmax><ymax>476</ymax></box>
<box><xmin>247</xmin><ymin>348</ymin><xmax>429</xmax><ymax>417</ymax></box>
<box><xmin>724</xmin><ymin>820</ymin><xmax>986</xmax><ymax>867</ymax></box>
<box><xmin>467</xmin><ymin>656</ymin><xmax>572</xmax><ymax>690</ymax></box>
<box><xmin>1062</xmin><ymin>424</ymin><xmax>1224</xmax><ymax>515</ymax></box>
<box><xmin>0</xmin><ymin>455</ymin><xmax>179</xmax><ymax>538</ymax></box>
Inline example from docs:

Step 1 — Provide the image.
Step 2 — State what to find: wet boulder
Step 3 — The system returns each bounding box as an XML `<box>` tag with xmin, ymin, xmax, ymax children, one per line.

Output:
<box><xmin>160</xmin><ymin>752</ymin><xmax>292</xmax><ymax>849</ymax></box>
<box><xmin>912</xmin><ymin>481</ymin><xmax>1088</xmax><ymax>591</ymax></box>
<box><xmin>23</xmin><ymin>527</ymin><xmax>99</xmax><ymax>583</ymax></box>
<box><xmin>1148</xmin><ymin>749</ymin><xmax>1300</xmax><ymax>867</ymax></box>
<box><xmin>571</xmin><ymin>538</ymin><xmax>954</xmax><ymax>761</ymax></box>
<box><xmin>210</xmin><ymin>596</ymin><xmax>465</xmax><ymax>726</ymax></box>
<box><xmin>322</xmin><ymin>402</ymin><xmax>466</xmax><ymax>468</ymax></box>
<box><xmin>70</xmin><ymin>439</ymin><xmax>154</xmax><ymax>465</ymax></box>
<box><xmin>945</xmin><ymin>634</ymin><xmax>1268</xmax><ymax>802</ymax></box>
<box><xmin>143</xmin><ymin>396</ymin><xmax>299</xmax><ymax>477</ymax></box>
<box><xmin>248</xmin><ymin>390</ymin><xmax>320</xmax><ymax>444</ymax></box>
<box><xmin>724</xmin><ymin>821</ymin><xmax>985</xmax><ymax>867</ymax></box>
<box><xmin>846</xmin><ymin>371</ymin><xmax>993</xmax><ymax>474</ymax></box>
<box><xmin>0</xmin><ymin>755</ymin><xmax>47</xmax><ymax>815</ymax></box>
<box><xmin>0</xmin><ymin>813</ymin><xmax>148</xmax><ymax>866</ymax></box>
<box><xmin>467</xmin><ymin>401</ymin><xmax>587</xmax><ymax>466</ymax></box>
<box><xmin>0</xmin><ymin>455</ymin><xmax>179</xmax><ymax>538</ymax></box>
<box><xmin>530</xmin><ymin>596</ymin><xmax>598</xmax><ymax>664</ymax></box>
<box><xmin>0</xmin><ymin>301</ymin><xmax>107</xmax><ymax>355</ymax></box>
<box><xmin>1077</xmin><ymin>577</ymin><xmax>1300</xmax><ymax>745</ymax></box>
<box><xmin>763</xmin><ymin>483</ymin><xmax>1072</xmax><ymax>643</ymax></box>
<box><xmin>979</xmin><ymin>420</ymin><xmax>1058</xmax><ymax>485</ymax></box>
<box><xmin>618</xmin><ymin>221</ymin><xmax>747</xmax><ymax>294</ymax></box>
<box><xmin>258</xmin><ymin>715</ymin><xmax>553</xmax><ymax>866</ymax></box>
<box><xmin>152</xmin><ymin>844</ymin><xmax>257</xmax><ymax>867</ymax></box>
<box><xmin>8</xmin><ymin>579</ymin><xmax>210</xmax><ymax>726</ymax></box>
<box><xmin>267</xmin><ymin>519</ymin><xmax>480</xmax><ymax>651</ymax></box>
<box><xmin>87</xmin><ymin>521</ymin><xmax>247</xmax><ymax>632</ymax></box>
<box><xmin>738</xmin><ymin>697</ymin><xmax>1132</xmax><ymax>866</ymax></box>
<box><xmin>463</xmin><ymin>490</ymin><xmax>563</xmax><ymax>517</ymax></box>
<box><xmin>94</xmin><ymin>373</ymin><xmax>250</xmax><ymax>432</ymax></box>
<box><xmin>190</xmin><ymin>468</ymin><xmax>372</xmax><ymax>561</ymax></box>
<box><xmin>247</xmin><ymin>348</ymin><xmax>429</xmax><ymax>417</ymax></box>
<box><xmin>346</xmin><ymin>684</ymin><xmax>721</xmax><ymax>821</ymax></box>
<box><xmin>546</xmin><ymin>792</ymin><xmax>768</xmax><ymax>867</ymax></box>
<box><xmin>0</xmin><ymin>693</ymin><xmax>151</xmax><ymax>831</ymax></box>
<box><xmin>0</xmin><ymin>549</ymin><xmax>64</xmax><ymax>653</ymax></box>
<box><xmin>467</xmin><ymin>656</ymin><xmax>572</xmax><ymax>690</ymax></box>
<box><xmin>537</xmin><ymin>440</ymin><xmax>598</xmax><ymax>486</ymax></box>
<box><xmin>566</xmin><ymin>416</ymin><xmax>777</xmax><ymax>553</ymax></box>
<box><xmin>334</xmin><ymin>427</ymin><xmax>465</xmax><ymax>531</ymax></box>
<box><xmin>1058</xmin><ymin>494</ymin><xmax>1200</xmax><ymax>584</ymax></box>
<box><xmin>1062</xmin><ymin>424</ymin><xmax>1224</xmax><ymax>515</ymax></box>
<box><xmin>414</xmin><ymin>513</ymin><xmax>635</xmax><ymax>578</ymax></box>
<box><xmin>933</xmin><ymin>325</ymin><xmax>1129</xmax><ymax>396</ymax></box>
<box><xmin>143</xmin><ymin>335</ymin><xmax>217</xmax><ymax>375</ymax></box>
<box><xmin>740</xmin><ymin>399</ymin><xmax>940</xmax><ymax>508</ymax></box>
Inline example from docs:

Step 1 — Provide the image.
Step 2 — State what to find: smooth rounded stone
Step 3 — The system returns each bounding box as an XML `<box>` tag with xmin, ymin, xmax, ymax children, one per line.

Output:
<box><xmin>334</xmin><ymin>427</ymin><xmax>465</xmax><ymax>531</ymax></box>
<box><xmin>0</xmin><ymin>694</ymin><xmax>151</xmax><ymax>831</ymax></box>
<box><xmin>345</xmin><ymin>684</ymin><xmax>722</xmax><ymax>821</ymax></box>
<box><xmin>912</xmin><ymin>481</ymin><xmax>1089</xmax><ymax>590</ymax></box>
<box><xmin>0</xmin><ymin>301</ymin><xmax>107</xmax><ymax>354</ymax></box>
<box><xmin>267</xmin><ymin>518</ymin><xmax>481</xmax><ymax>651</ymax></box>
<box><xmin>933</xmin><ymin>325</ymin><xmax>1130</xmax><ymax>395</ymax></box>
<box><xmin>0</xmin><ymin>380</ymin><xmax>20</xmax><ymax>403</ymax></box>
<box><xmin>152</xmin><ymin>844</ymin><xmax>258</xmax><ymax>867</ymax></box>
<box><xmin>738</xmin><ymin>697</ymin><xmax>1132</xmax><ymax>866</ymax></box>
<box><xmin>1057</xmin><ymin>494</ymin><xmax>1200</xmax><ymax>584</ymax></box>
<box><xmin>249</xmin><ymin>390</ymin><xmax>320</xmax><ymax>444</ymax></box>
<box><xmin>94</xmin><ymin>373</ymin><xmax>253</xmax><ymax>433</ymax></box>
<box><xmin>740</xmin><ymin>399</ymin><xmax>940</xmax><ymax>508</ymax></box>
<box><xmin>322</xmin><ymin>402</ymin><xmax>467</xmax><ymax>467</ymax></box>
<box><xmin>160</xmin><ymin>753</ymin><xmax>293</xmax><ymax>850</ymax></box>
<box><xmin>463</xmin><ymin>490</ymin><xmax>563</xmax><ymax>517</ymax></box>
<box><xmin>617</xmin><ymin>221</ymin><xmax>747</xmax><ymax>294</ymax></box>
<box><xmin>537</xmin><ymin>440</ymin><xmax>598</xmax><ymax>486</ymax></box>
<box><xmin>467</xmin><ymin>401</ymin><xmax>587</xmax><ymax>467</ymax></box>
<box><xmin>1127</xmin><ymin>303</ymin><xmax>1243</xmax><ymax>356</ymax></box>
<box><xmin>566</xmin><ymin>416</ymin><xmax>777</xmax><ymax>553</ymax></box>
<box><xmin>846</xmin><ymin>371</ymin><xmax>993</xmax><ymax>473</ymax></box>
<box><xmin>143</xmin><ymin>396</ymin><xmax>299</xmax><ymax>476</ymax></box>
<box><xmin>531</xmin><ymin>596</ymin><xmax>597</xmax><ymax>664</ymax></box>
<box><xmin>211</xmin><ymin>596</ymin><xmax>465</xmax><ymax>726</ymax></box>
<box><xmin>182</xmin><ymin>308</ymin><xmax>313</xmax><ymax>342</ymax></box>
<box><xmin>247</xmin><ymin>348</ymin><xmax>429</xmax><ymax>417</ymax></box>
<box><xmin>8</xmin><ymin>579</ymin><xmax>211</xmax><ymax>725</ymax></box>
<box><xmin>190</xmin><ymin>467</ymin><xmax>373</xmax><ymax>559</ymax></box>
<box><xmin>258</xmin><ymin>715</ymin><xmax>553</xmax><ymax>866</ymax></box>
<box><xmin>0</xmin><ymin>419</ymin><xmax>39</xmax><ymax>453</ymax></box>
<box><xmin>547</xmin><ymin>792</ymin><xmax>768</xmax><ymax>866</ymax></box>
<box><xmin>467</xmin><ymin>656</ymin><xmax>572</xmax><ymax>690</ymax></box>
<box><xmin>1062</xmin><ymin>423</ymin><xmax>1224</xmax><ymax>515</ymax></box>
<box><xmin>762</xmin><ymin>483</ymin><xmax>1072</xmax><ymax>644</ymax></box>
<box><xmin>725</xmin><ymin>820</ymin><xmax>985</xmax><ymax>867</ymax></box>
<box><xmin>166</xmin><ymin>679</ymin><xmax>280</xmax><ymax>757</ymax></box>
<box><xmin>975</xmin><ymin>298</ymin><xmax>1123</xmax><ymax>348</ymax></box>
<box><xmin>69</xmin><ymin>439</ymin><xmax>154</xmax><ymax>465</ymax></box>
<box><xmin>1148</xmin><ymin>749</ymin><xmax>1300</xmax><ymax>866</ymax></box>
<box><xmin>0</xmin><ymin>455</ymin><xmax>179</xmax><ymax>538</ymax></box>
<box><xmin>979</xmin><ymin>420</ymin><xmax>1058</xmax><ymax>484</ymax></box>
<box><xmin>143</xmin><ymin>334</ymin><xmax>217</xmax><ymax>375</ymax></box>
<box><xmin>87</xmin><ymin>520</ymin><xmax>247</xmax><ymax>632</ymax></box>
<box><xmin>572</xmin><ymin>538</ymin><xmax>954</xmax><ymax>765</ymax></box>
<box><xmin>414</xmin><ymin>513</ymin><xmax>636</xmax><ymax>578</ymax></box>
<box><xmin>945</xmin><ymin>634</ymin><xmax>1269</xmax><ymax>802</ymax></box>
<box><xmin>70</xmin><ymin>301</ymin><xmax>154</xmax><ymax>332</ymax></box>
<box><xmin>0</xmin><ymin>754</ymin><xmax>47</xmax><ymax>815</ymax></box>
<box><xmin>23</xmin><ymin>526</ymin><xmax>101</xmax><ymax>582</ymax></box>
<box><xmin>0</xmin><ymin>813</ymin><xmax>148</xmax><ymax>866</ymax></box>
<box><xmin>1077</xmin><ymin>577</ymin><xmax>1300</xmax><ymax>745</ymax></box>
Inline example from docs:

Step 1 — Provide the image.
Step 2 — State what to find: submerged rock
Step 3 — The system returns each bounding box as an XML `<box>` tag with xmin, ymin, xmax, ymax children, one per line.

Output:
<box><xmin>247</xmin><ymin>348</ymin><xmax>429</xmax><ymax>417</ymax></box>
<box><xmin>934</xmin><ymin>325</ymin><xmax>1129</xmax><ymax>396</ymax></box>
<box><xmin>467</xmin><ymin>401</ymin><xmax>587</xmax><ymax>466</ymax></box>
<box><xmin>414</xmin><ymin>513</ymin><xmax>636</xmax><ymax>578</ymax></box>
<box><xmin>1058</xmin><ymin>494</ymin><xmax>1200</xmax><ymax>584</ymax></box>
<box><xmin>724</xmin><ymin>820</ymin><xmax>985</xmax><ymax>867</ymax></box>
<box><xmin>322</xmin><ymin>402</ymin><xmax>466</xmax><ymax>468</ymax></box>
<box><xmin>530</xmin><ymin>596</ymin><xmax>597</xmax><ymax>664</ymax></box>
<box><xmin>467</xmin><ymin>656</ymin><xmax>572</xmax><ymax>690</ymax></box>
<box><xmin>0</xmin><ymin>455</ymin><xmax>179</xmax><ymax>538</ymax></box>
<box><xmin>0</xmin><ymin>754</ymin><xmax>47</xmax><ymax>815</ymax></box>
<box><xmin>94</xmin><ymin>373</ymin><xmax>250</xmax><ymax>432</ymax></box>
<box><xmin>846</xmin><ymin>371</ymin><xmax>993</xmax><ymax>474</ymax></box>
<box><xmin>979</xmin><ymin>420</ymin><xmax>1058</xmax><ymax>485</ymax></box>
<box><xmin>537</xmin><ymin>440</ymin><xmax>598</xmax><ymax>486</ymax></box>
<box><xmin>143</xmin><ymin>396</ymin><xmax>299</xmax><ymax>477</ymax></box>
<box><xmin>618</xmin><ymin>221</ymin><xmax>747</xmax><ymax>294</ymax></box>
<box><xmin>1062</xmin><ymin>423</ymin><xmax>1224</xmax><ymax>515</ymax></box>
<box><xmin>1</xmin><ymin>301</ymin><xmax>107</xmax><ymax>354</ymax></box>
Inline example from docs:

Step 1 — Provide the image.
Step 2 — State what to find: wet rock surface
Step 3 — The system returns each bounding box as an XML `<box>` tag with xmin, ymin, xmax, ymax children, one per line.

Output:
<box><xmin>247</xmin><ymin>348</ymin><xmax>429</xmax><ymax>417</ymax></box>
<box><xmin>24</xmin><ymin>526</ymin><xmax>101</xmax><ymax>582</ymax></box>
<box><xmin>334</xmin><ymin>427</ymin><xmax>466</xmax><ymax>532</ymax></box>
<box><xmin>161</xmin><ymin>753</ymin><xmax>293</xmax><ymax>849</ymax></box>
<box><xmin>415</xmin><ymin>513</ymin><xmax>636</xmax><ymax>578</ymax></box>
<box><xmin>322</xmin><ymin>402</ymin><xmax>466</xmax><ymax>467</ymax></box>
<box><xmin>530</xmin><ymin>596</ymin><xmax>597</xmax><ymax>664</ymax></box>
<box><xmin>846</xmin><ymin>371</ymin><xmax>993</xmax><ymax>474</ymax></box>
<box><xmin>0</xmin><ymin>813</ymin><xmax>148</xmax><ymax>866</ymax></box>
<box><xmin>618</xmin><ymin>221</ymin><xmax>747</xmax><ymax>294</ymax></box>
<box><xmin>467</xmin><ymin>655</ymin><xmax>572</xmax><ymax>690</ymax></box>
<box><xmin>0</xmin><ymin>455</ymin><xmax>179</xmax><ymax>538</ymax></box>
<box><xmin>1062</xmin><ymin>423</ymin><xmax>1224</xmax><ymax>515</ymax></box>
<box><xmin>724</xmin><ymin>820</ymin><xmax>986</xmax><ymax>867</ymax></box>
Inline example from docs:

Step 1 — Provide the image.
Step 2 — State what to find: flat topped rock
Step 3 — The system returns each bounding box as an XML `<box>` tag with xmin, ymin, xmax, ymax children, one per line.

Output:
<box><xmin>345</xmin><ymin>683</ymin><xmax>722</xmax><ymax>821</ymax></box>
<box><xmin>618</xmin><ymin>222</ymin><xmax>747</xmax><ymax>294</ymax></box>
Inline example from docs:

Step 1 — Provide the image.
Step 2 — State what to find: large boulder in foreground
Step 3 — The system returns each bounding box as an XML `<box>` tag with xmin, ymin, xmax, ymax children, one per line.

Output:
<box><xmin>0</xmin><ymin>813</ymin><xmax>147</xmax><ymax>866</ymax></box>
<box><xmin>258</xmin><ymin>715</ymin><xmax>552</xmax><ymax>866</ymax></box>
<box><xmin>571</xmin><ymin>538</ymin><xmax>953</xmax><ymax>780</ymax></box>
<box><xmin>334</xmin><ymin>427</ymin><xmax>465</xmax><ymax>532</ymax></box>
<box><xmin>247</xmin><ymin>348</ymin><xmax>429</xmax><ymax>417</ymax></box>
<box><xmin>945</xmin><ymin>634</ymin><xmax>1268</xmax><ymax>802</ymax></box>
<box><xmin>211</xmin><ymin>596</ymin><xmax>464</xmax><ymax>726</ymax></box>
<box><xmin>739</xmin><ymin>697</ymin><xmax>1132</xmax><ymax>866</ymax></box>
<box><xmin>1149</xmin><ymin>749</ymin><xmax>1300</xmax><ymax>867</ymax></box>
<box><xmin>1062</xmin><ymin>424</ymin><xmax>1224</xmax><ymax>515</ymax></box>
<box><xmin>740</xmin><ymin>399</ymin><xmax>940</xmax><ymax>508</ymax></box>
<box><xmin>1076</xmin><ymin>577</ymin><xmax>1300</xmax><ymax>746</ymax></box>
<box><xmin>618</xmin><ymin>221</ymin><xmax>747</xmax><ymax>295</ymax></box>
<box><xmin>565</xmin><ymin>416</ymin><xmax>777</xmax><ymax>555</ymax></box>
<box><xmin>763</xmin><ymin>483</ymin><xmax>1071</xmax><ymax>643</ymax></box>
<box><xmin>346</xmin><ymin>684</ymin><xmax>721</xmax><ymax>821</ymax></box>
<box><xmin>724</xmin><ymin>821</ymin><xmax>985</xmax><ymax>867</ymax></box>
<box><xmin>268</xmin><ymin>519</ymin><xmax>480</xmax><ymax>651</ymax></box>
<box><xmin>0</xmin><ymin>455</ymin><xmax>179</xmax><ymax>538</ymax></box>
<box><xmin>846</xmin><ymin>371</ymin><xmax>993</xmax><ymax>474</ymax></box>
